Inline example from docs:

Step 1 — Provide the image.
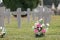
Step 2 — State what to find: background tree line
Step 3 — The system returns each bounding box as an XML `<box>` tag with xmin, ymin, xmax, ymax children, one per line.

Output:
<box><xmin>3</xmin><ymin>0</ymin><xmax>60</xmax><ymax>11</ymax></box>
<box><xmin>3</xmin><ymin>0</ymin><xmax>39</xmax><ymax>11</ymax></box>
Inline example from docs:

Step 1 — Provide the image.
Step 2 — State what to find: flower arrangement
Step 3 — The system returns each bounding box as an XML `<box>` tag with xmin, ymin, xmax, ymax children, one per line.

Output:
<box><xmin>32</xmin><ymin>18</ymin><xmax>46</xmax><ymax>37</ymax></box>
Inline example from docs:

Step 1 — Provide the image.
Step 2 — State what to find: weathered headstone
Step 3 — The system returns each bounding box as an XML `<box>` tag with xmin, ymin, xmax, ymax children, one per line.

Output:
<box><xmin>27</xmin><ymin>8</ymin><xmax>30</xmax><ymax>22</ymax></box>
<box><xmin>17</xmin><ymin>8</ymin><xmax>21</xmax><ymax>28</ymax></box>
<box><xmin>5</xmin><ymin>9</ymin><xmax>11</xmax><ymax>24</ymax></box>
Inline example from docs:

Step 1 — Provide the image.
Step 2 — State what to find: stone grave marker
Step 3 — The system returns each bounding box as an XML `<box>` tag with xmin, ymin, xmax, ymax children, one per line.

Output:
<box><xmin>17</xmin><ymin>8</ymin><xmax>21</xmax><ymax>28</ymax></box>
<box><xmin>27</xmin><ymin>8</ymin><xmax>30</xmax><ymax>22</ymax></box>
<box><xmin>0</xmin><ymin>7</ymin><xmax>6</xmax><ymax>34</ymax></box>
<box><xmin>5</xmin><ymin>9</ymin><xmax>11</xmax><ymax>24</ymax></box>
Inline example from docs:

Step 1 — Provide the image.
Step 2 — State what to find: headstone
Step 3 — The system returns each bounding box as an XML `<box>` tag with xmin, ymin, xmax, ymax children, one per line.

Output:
<box><xmin>17</xmin><ymin>8</ymin><xmax>21</xmax><ymax>28</ymax></box>
<box><xmin>32</xmin><ymin>9</ymin><xmax>37</xmax><ymax>21</ymax></box>
<box><xmin>37</xmin><ymin>6</ymin><xmax>43</xmax><ymax>20</ymax></box>
<box><xmin>5</xmin><ymin>9</ymin><xmax>11</xmax><ymax>24</ymax></box>
<box><xmin>43</xmin><ymin>7</ymin><xmax>53</xmax><ymax>28</ymax></box>
<box><xmin>0</xmin><ymin>7</ymin><xmax>5</xmax><ymax>28</ymax></box>
<box><xmin>32</xmin><ymin>5</ymin><xmax>43</xmax><ymax>20</ymax></box>
<box><xmin>0</xmin><ymin>7</ymin><xmax>5</xmax><ymax>33</ymax></box>
<box><xmin>27</xmin><ymin>8</ymin><xmax>30</xmax><ymax>22</ymax></box>
<box><xmin>34</xmin><ymin>5</ymin><xmax>43</xmax><ymax>20</ymax></box>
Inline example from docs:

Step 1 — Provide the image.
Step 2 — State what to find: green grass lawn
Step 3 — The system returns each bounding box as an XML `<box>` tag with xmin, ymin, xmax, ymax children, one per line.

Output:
<box><xmin>0</xmin><ymin>15</ymin><xmax>60</xmax><ymax>40</ymax></box>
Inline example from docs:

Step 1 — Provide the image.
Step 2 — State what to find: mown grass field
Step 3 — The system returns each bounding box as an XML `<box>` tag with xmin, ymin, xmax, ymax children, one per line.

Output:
<box><xmin>0</xmin><ymin>15</ymin><xmax>60</xmax><ymax>40</ymax></box>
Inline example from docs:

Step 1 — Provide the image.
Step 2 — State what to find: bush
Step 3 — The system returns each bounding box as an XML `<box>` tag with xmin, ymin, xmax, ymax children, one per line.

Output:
<box><xmin>3</xmin><ymin>0</ymin><xmax>39</xmax><ymax>11</ymax></box>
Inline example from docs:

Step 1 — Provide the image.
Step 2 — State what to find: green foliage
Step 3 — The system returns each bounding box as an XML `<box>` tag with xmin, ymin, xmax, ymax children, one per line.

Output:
<box><xmin>3</xmin><ymin>0</ymin><xmax>39</xmax><ymax>11</ymax></box>
<box><xmin>3</xmin><ymin>0</ymin><xmax>17</xmax><ymax>11</ymax></box>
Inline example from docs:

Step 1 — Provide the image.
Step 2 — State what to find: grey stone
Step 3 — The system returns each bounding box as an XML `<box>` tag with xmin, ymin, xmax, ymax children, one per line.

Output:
<box><xmin>17</xmin><ymin>8</ymin><xmax>21</xmax><ymax>28</ymax></box>
<box><xmin>0</xmin><ymin>7</ymin><xmax>5</xmax><ymax>33</ymax></box>
<box><xmin>27</xmin><ymin>8</ymin><xmax>30</xmax><ymax>22</ymax></box>
<box><xmin>5</xmin><ymin>9</ymin><xmax>11</xmax><ymax>24</ymax></box>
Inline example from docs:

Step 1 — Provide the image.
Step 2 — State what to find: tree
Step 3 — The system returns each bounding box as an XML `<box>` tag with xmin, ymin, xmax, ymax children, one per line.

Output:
<box><xmin>3</xmin><ymin>0</ymin><xmax>17</xmax><ymax>11</ymax></box>
<box><xmin>3</xmin><ymin>0</ymin><xmax>39</xmax><ymax>11</ymax></box>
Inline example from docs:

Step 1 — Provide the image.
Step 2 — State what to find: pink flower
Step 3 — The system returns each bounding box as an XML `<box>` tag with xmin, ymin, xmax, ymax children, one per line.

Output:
<box><xmin>41</xmin><ymin>29</ymin><xmax>46</xmax><ymax>33</ymax></box>
<box><xmin>36</xmin><ymin>23</ymin><xmax>41</xmax><ymax>28</ymax></box>
<box><xmin>34</xmin><ymin>29</ymin><xmax>38</xmax><ymax>33</ymax></box>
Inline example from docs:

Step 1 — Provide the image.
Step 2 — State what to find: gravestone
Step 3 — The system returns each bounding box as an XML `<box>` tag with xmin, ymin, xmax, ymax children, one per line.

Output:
<box><xmin>32</xmin><ymin>9</ymin><xmax>37</xmax><ymax>21</ymax></box>
<box><xmin>27</xmin><ymin>8</ymin><xmax>30</xmax><ymax>22</ymax></box>
<box><xmin>17</xmin><ymin>8</ymin><xmax>21</xmax><ymax>28</ymax></box>
<box><xmin>0</xmin><ymin>7</ymin><xmax>6</xmax><ymax>34</ymax></box>
<box><xmin>37</xmin><ymin>6</ymin><xmax>43</xmax><ymax>20</ymax></box>
<box><xmin>43</xmin><ymin>7</ymin><xmax>53</xmax><ymax>28</ymax></box>
<box><xmin>5</xmin><ymin>9</ymin><xmax>11</xmax><ymax>24</ymax></box>
<box><xmin>33</xmin><ymin>5</ymin><xmax>43</xmax><ymax>20</ymax></box>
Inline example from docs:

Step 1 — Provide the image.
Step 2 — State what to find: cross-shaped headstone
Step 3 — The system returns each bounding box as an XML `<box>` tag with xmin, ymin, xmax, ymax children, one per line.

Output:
<box><xmin>27</xmin><ymin>8</ymin><xmax>30</xmax><ymax>23</ymax></box>
<box><xmin>17</xmin><ymin>8</ymin><xmax>21</xmax><ymax>28</ymax></box>
<box><xmin>5</xmin><ymin>9</ymin><xmax>11</xmax><ymax>24</ymax></box>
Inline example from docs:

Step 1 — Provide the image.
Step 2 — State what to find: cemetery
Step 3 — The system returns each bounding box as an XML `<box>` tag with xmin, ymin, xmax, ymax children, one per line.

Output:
<box><xmin>0</xmin><ymin>0</ymin><xmax>60</xmax><ymax>40</ymax></box>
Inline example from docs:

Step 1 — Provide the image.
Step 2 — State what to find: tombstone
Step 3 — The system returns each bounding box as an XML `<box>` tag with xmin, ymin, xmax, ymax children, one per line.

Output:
<box><xmin>32</xmin><ymin>9</ymin><xmax>37</xmax><ymax>21</ymax></box>
<box><xmin>0</xmin><ymin>0</ymin><xmax>6</xmax><ymax>37</ymax></box>
<box><xmin>0</xmin><ymin>7</ymin><xmax>6</xmax><ymax>35</ymax></box>
<box><xmin>17</xmin><ymin>8</ymin><xmax>21</xmax><ymax>28</ymax></box>
<box><xmin>43</xmin><ymin>7</ymin><xmax>53</xmax><ymax>28</ymax></box>
<box><xmin>5</xmin><ymin>9</ymin><xmax>11</xmax><ymax>24</ymax></box>
<box><xmin>27</xmin><ymin>8</ymin><xmax>30</xmax><ymax>22</ymax></box>
<box><xmin>37</xmin><ymin>6</ymin><xmax>43</xmax><ymax>20</ymax></box>
<box><xmin>33</xmin><ymin>5</ymin><xmax>43</xmax><ymax>20</ymax></box>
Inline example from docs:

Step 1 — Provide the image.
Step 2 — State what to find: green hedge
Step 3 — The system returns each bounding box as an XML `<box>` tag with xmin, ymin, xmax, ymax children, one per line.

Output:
<box><xmin>3</xmin><ymin>0</ymin><xmax>39</xmax><ymax>11</ymax></box>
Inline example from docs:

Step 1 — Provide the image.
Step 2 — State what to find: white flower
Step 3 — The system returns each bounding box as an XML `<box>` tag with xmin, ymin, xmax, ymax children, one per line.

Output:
<box><xmin>46</xmin><ymin>23</ymin><xmax>50</xmax><ymax>26</ymax></box>
<box><xmin>39</xmin><ymin>18</ymin><xmax>43</xmax><ymax>21</ymax></box>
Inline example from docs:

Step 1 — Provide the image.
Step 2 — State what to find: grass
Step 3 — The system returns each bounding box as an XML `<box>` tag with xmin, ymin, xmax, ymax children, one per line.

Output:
<box><xmin>0</xmin><ymin>15</ymin><xmax>60</xmax><ymax>40</ymax></box>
